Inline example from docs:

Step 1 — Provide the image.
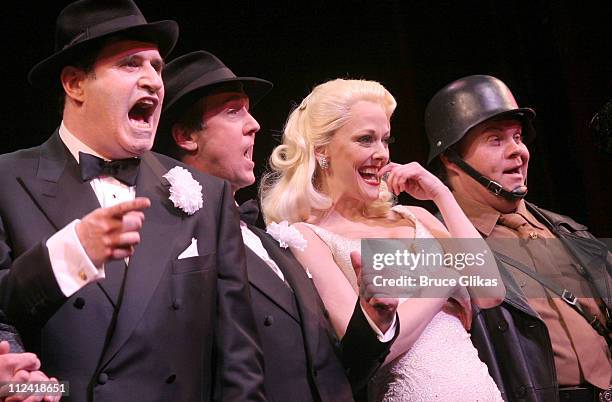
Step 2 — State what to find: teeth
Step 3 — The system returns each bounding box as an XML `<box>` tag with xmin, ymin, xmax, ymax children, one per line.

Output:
<box><xmin>138</xmin><ymin>99</ymin><xmax>155</xmax><ymax>107</ymax></box>
<box><xmin>130</xmin><ymin>120</ymin><xmax>151</xmax><ymax>128</ymax></box>
<box><xmin>359</xmin><ymin>167</ymin><xmax>379</xmax><ymax>174</ymax></box>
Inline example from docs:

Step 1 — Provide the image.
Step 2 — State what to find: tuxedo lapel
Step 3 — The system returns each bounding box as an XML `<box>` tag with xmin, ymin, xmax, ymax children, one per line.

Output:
<box><xmin>17</xmin><ymin>133</ymin><xmax>123</xmax><ymax>336</ymax></box>
<box><xmin>252</xmin><ymin>226</ymin><xmax>322</xmax><ymax>360</ymax></box>
<box><xmin>245</xmin><ymin>246</ymin><xmax>300</xmax><ymax>322</ymax></box>
<box><xmin>100</xmin><ymin>152</ymin><xmax>181</xmax><ymax>367</ymax></box>
<box><xmin>17</xmin><ymin>132</ymin><xmax>100</xmax><ymax>231</ymax></box>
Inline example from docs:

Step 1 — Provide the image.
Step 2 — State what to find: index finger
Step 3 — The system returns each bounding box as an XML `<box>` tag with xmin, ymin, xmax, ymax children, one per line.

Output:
<box><xmin>3</xmin><ymin>353</ymin><xmax>40</xmax><ymax>373</ymax></box>
<box><xmin>108</xmin><ymin>197</ymin><xmax>151</xmax><ymax>218</ymax></box>
<box><xmin>0</xmin><ymin>340</ymin><xmax>9</xmax><ymax>354</ymax></box>
<box><xmin>378</xmin><ymin>162</ymin><xmax>399</xmax><ymax>178</ymax></box>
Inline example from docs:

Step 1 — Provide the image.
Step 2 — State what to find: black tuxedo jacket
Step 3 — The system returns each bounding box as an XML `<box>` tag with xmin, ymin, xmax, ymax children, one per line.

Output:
<box><xmin>0</xmin><ymin>132</ymin><xmax>266</xmax><ymax>402</ymax></box>
<box><xmin>244</xmin><ymin>223</ymin><xmax>393</xmax><ymax>402</ymax></box>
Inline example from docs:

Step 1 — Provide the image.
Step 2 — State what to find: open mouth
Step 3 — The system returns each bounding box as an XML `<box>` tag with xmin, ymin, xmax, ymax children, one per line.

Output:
<box><xmin>128</xmin><ymin>97</ymin><xmax>158</xmax><ymax>128</ymax></box>
<box><xmin>358</xmin><ymin>167</ymin><xmax>381</xmax><ymax>185</ymax></box>
<box><xmin>503</xmin><ymin>166</ymin><xmax>522</xmax><ymax>176</ymax></box>
<box><xmin>243</xmin><ymin>146</ymin><xmax>253</xmax><ymax>162</ymax></box>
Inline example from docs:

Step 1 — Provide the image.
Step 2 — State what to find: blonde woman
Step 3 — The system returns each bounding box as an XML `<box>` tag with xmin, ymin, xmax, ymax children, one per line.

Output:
<box><xmin>261</xmin><ymin>79</ymin><xmax>505</xmax><ymax>401</ymax></box>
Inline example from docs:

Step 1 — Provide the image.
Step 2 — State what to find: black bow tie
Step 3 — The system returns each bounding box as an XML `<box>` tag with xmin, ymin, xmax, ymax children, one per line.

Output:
<box><xmin>79</xmin><ymin>152</ymin><xmax>141</xmax><ymax>186</ymax></box>
<box><xmin>239</xmin><ymin>199</ymin><xmax>259</xmax><ymax>225</ymax></box>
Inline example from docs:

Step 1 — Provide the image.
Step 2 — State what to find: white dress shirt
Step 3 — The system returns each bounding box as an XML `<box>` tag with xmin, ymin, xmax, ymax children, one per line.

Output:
<box><xmin>46</xmin><ymin>122</ymin><xmax>135</xmax><ymax>296</ymax></box>
<box><xmin>240</xmin><ymin>221</ymin><xmax>286</xmax><ymax>282</ymax></box>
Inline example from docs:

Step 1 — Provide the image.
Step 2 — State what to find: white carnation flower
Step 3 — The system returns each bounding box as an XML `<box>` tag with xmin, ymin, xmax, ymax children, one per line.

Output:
<box><xmin>266</xmin><ymin>221</ymin><xmax>307</xmax><ymax>251</ymax></box>
<box><xmin>163</xmin><ymin>166</ymin><xmax>203</xmax><ymax>215</ymax></box>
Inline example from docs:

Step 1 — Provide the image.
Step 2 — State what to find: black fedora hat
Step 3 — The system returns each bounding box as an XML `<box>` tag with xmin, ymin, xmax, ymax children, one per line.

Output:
<box><xmin>162</xmin><ymin>50</ymin><xmax>273</xmax><ymax>122</ymax></box>
<box><xmin>28</xmin><ymin>0</ymin><xmax>179</xmax><ymax>89</ymax></box>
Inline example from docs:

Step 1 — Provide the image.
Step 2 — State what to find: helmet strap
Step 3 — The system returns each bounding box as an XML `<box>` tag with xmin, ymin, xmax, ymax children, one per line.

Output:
<box><xmin>445</xmin><ymin>149</ymin><xmax>527</xmax><ymax>200</ymax></box>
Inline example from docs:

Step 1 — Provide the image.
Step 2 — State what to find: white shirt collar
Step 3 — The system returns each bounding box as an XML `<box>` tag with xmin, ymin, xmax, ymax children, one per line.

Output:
<box><xmin>58</xmin><ymin>121</ymin><xmax>107</xmax><ymax>163</ymax></box>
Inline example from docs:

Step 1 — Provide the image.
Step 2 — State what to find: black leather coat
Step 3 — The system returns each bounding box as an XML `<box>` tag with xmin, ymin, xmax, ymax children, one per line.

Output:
<box><xmin>470</xmin><ymin>202</ymin><xmax>612</xmax><ymax>402</ymax></box>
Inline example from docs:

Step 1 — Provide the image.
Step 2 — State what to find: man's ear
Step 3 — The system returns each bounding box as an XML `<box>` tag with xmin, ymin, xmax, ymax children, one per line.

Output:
<box><xmin>60</xmin><ymin>66</ymin><xmax>87</xmax><ymax>103</ymax></box>
<box><xmin>439</xmin><ymin>152</ymin><xmax>460</xmax><ymax>174</ymax></box>
<box><xmin>172</xmin><ymin>126</ymin><xmax>199</xmax><ymax>152</ymax></box>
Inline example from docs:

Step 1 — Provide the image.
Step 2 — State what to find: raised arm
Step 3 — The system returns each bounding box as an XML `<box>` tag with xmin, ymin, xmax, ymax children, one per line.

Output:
<box><xmin>381</xmin><ymin>162</ymin><xmax>506</xmax><ymax>308</ymax></box>
<box><xmin>291</xmin><ymin>223</ymin><xmax>458</xmax><ymax>363</ymax></box>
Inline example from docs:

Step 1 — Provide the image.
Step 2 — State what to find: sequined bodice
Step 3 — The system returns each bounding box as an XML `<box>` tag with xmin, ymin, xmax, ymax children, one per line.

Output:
<box><xmin>303</xmin><ymin>206</ymin><xmax>433</xmax><ymax>292</ymax></box>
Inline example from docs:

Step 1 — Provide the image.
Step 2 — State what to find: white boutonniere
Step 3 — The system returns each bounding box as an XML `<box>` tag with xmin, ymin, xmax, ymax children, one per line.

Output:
<box><xmin>163</xmin><ymin>166</ymin><xmax>203</xmax><ymax>215</ymax></box>
<box><xmin>266</xmin><ymin>221</ymin><xmax>307</xmax><ymax>251</ymax></box>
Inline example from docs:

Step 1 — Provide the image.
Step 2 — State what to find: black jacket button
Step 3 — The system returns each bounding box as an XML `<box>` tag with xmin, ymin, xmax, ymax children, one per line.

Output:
<box><xmin>497</xmin><ymin>319</ymin><xmax>508</xmax><ymax>332</ymax></box>
<box><xmin>166</xmin><ymin>374</ymin><xmax>176</xmax><ymax>384</ymax></box>
<box><xmin>98</xmin><ymin>373</ymin><xmax>108</xmax><ymax>384</ymax></box>
<box><xmin>264</xmin><ymin>315</ymin><xmax>274</xmax><ymax>326</ymax></box>
<box><xmin>172</xmin><ymin>298</ymin><xmax>181</xmax><ymax>310</ymax></box>
<box><xmin>73</xmin><ymin>297</ymin><xmax>85</xmax><ymax>309</ymax></box>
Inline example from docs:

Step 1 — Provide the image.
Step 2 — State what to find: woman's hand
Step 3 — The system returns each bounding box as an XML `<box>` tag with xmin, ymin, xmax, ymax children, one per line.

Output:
<box><xmin>378</xmin><ymin>162</ymin><xmax>450</xmax><ymax>202</ymax></box>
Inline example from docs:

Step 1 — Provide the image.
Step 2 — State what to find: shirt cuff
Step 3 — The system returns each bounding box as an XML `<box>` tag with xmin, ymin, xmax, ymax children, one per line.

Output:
<box><xmin>360</xmin><ymin>303</ymin><xmax>398</xmax><ymax>343</ymax></box>
<box><xmin>46</xmin><ymin>219</ymin><xmax>106</xmax><ymax>297</ymax></box>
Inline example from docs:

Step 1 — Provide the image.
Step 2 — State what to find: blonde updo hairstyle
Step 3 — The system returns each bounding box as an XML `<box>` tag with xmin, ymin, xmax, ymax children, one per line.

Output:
<box><xmin>261</xmin><ymin>79</ymin><xmax>397</xmax><ymax>224</ymax></box>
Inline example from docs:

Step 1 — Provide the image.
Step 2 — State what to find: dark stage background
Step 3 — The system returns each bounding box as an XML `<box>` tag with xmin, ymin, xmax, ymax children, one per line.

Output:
<box><xmin>1</xmin><ymin>1</ymin><xmax>610</xmax><ymax>235</ymax></box>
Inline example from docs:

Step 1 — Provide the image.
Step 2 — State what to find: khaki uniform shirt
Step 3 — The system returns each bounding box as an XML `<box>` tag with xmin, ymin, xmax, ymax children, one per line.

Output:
<box><xmin>454</xmin><ymin>194</ymin><xmax>611</xmax><ymax>388</ymax></box>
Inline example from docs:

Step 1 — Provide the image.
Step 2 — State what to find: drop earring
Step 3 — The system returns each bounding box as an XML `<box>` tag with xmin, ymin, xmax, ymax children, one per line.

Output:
<box><xmin>317</xmin><ymin>156</ymin><xmax>329</xmax><ymax>170</ymax></box>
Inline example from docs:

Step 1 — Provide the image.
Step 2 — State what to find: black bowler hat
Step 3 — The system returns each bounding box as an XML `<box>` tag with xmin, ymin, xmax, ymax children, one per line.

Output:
<box><xmin>28</xmin><ymin>0</ymin><xmax>179</xmax><ymax>89</ymax></box>
<box><xmin>161</xmin><ymin>50</ymin><xmax>273</xmax><ymax>122</ymax></box>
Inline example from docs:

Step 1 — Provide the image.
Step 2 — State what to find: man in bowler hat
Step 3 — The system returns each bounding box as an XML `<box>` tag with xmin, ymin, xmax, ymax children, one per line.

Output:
<box><xmin>0</xmin><ymin>1</ymin><xmax>265</xmax><ymax>401</ymax></box>
<box><xmin>156</xmin><ymin>50</ymin><xmax>398</xmax><ymax>402</ymax></box>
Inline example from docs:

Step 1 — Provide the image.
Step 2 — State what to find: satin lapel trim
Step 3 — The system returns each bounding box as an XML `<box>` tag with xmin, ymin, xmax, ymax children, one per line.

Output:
<box><xmin>245</xmin><ymin>247</ymin><xmax>300</xmax><ymax>322</ymax></box>
<box><xmin>17</xmin><ymin>133</ymin><xmax>100</xmax><ymax>231</ymax></box>
<box><xmin>100</xmin><ymin>152</ymin><xmax>178</xmax><ymax>367</ymax></box>
<box><xmin>253</xmin><ymin>226</ymin><xmax>322</xmax><ymax>359</ymax></box>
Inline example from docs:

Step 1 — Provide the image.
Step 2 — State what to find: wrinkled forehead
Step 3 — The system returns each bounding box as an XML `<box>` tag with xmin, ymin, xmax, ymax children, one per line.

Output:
<box><xmin>200</xmin><ymin>87</ymin><xmax>250</xmax><ymax>120</ymax></box>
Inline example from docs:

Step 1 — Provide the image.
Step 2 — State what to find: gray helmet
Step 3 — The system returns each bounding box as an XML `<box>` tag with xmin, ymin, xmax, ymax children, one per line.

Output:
<box><xmin>425</xmin><ymin>75</ymin><xmax>536</xmax><ymax>164</ymax></box>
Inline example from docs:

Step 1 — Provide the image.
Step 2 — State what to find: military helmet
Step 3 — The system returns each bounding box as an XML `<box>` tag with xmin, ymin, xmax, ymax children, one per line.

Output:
<box><xmin>425</xmin><ymin>75</ymin><xmax>536</xmax><ymax>164</ymax></box>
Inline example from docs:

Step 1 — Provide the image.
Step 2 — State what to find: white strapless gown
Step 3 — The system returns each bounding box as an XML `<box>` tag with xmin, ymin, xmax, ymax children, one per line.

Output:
<box><xmin>303</xmin><ymin>207</ymin><xmax>502</xmax><ymax>402</ymax></box>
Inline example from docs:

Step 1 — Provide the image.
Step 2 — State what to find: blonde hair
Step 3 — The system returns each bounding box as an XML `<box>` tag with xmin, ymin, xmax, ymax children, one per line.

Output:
<box><xmin>260</xmin><ymin>78</ymin><xmax>397</xmax><ymax>224</ymax></box>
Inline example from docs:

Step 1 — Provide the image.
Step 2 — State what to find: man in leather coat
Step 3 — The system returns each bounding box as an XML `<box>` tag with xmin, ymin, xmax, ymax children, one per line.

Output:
<box><xmin>425</xmin><ymin>75</ymin><xmax>612</xmax><ymax>402</ymax></box>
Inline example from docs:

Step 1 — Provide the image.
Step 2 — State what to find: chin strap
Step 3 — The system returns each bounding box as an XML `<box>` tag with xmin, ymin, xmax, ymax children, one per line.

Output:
<box><xmin>445</xmin><ymin>150</ymin><xmax>528</xmax><ymax>200</ymax></box>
